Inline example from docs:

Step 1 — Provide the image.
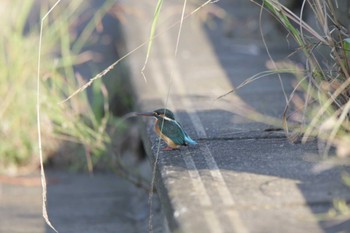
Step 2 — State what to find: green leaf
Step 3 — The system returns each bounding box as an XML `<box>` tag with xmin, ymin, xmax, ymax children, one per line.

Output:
<box><xmin>145</xmin><ymin>0</ymin><xmax>163</xmax><ymax>61</ymax></box>
<box><xmin>343</xmin><ymin>38</ymin><xmax>350</xmax><ymax>57</ymax></box>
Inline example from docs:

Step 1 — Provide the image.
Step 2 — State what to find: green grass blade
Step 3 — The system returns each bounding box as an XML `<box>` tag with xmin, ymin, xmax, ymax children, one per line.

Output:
<box><xmin>141</xmin><ymin>0</ymin><xmax>163</xmax><ymax>81</ymax></box>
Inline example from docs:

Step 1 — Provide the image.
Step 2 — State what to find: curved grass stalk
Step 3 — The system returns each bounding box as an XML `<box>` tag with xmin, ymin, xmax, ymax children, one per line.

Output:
<box><xmin>37</xmin><ymin>1</ymin><xmax>61</xmax><ymax>232</ymax></box>
<box><xmin>216</xmin><ymin>69</ymin><xmax>300</xmax><ymax>100</ymax></box>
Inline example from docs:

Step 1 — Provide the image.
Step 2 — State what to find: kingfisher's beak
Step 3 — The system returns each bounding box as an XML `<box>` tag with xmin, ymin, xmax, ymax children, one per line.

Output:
<box><xmin>136</xmin><ymin>112</ymin><xmax>154</xmax><ymax>117</ymax></box>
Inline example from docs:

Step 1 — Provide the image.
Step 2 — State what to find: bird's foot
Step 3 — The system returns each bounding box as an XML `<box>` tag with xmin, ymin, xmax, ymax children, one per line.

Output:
<box><xmin>162</xmin><ymin>146</ymin><xmax>177</xmax><ymax>151</ymax></box>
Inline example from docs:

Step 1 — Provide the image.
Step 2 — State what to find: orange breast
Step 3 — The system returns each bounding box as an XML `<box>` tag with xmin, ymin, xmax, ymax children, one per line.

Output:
<box><xmin>154</xmin><ymin>120</ymin><xmax>179</xmax><ymax>148</ymax></box>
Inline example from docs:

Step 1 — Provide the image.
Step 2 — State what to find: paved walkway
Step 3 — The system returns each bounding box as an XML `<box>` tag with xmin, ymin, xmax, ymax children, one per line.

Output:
<box><xmin>0</xmin><ymin>169</ymin><xmax>164</xmax><ymax>233</ymax></box>
<box><xmin>121</xmin><ymin>0</ymin><xmax>350</xmax><ymax>232</ymax></box>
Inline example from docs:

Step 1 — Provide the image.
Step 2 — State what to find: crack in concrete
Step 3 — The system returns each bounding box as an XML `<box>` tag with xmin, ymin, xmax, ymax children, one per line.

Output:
<box><xmin>197</xmin><ymin>134</ymin><xmax>288</xmax><ymax>141</ymax></box>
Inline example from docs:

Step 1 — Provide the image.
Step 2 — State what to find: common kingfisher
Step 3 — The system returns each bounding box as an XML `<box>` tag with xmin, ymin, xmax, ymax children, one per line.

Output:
<box><xmin>137</xmin><ymin>108</ymin><xmax>197</xmax><ymax>150</ymax></box>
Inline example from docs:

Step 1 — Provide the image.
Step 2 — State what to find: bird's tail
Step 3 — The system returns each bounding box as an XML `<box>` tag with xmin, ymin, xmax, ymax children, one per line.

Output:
<box><xmin>184</xmin><ymin>134</ymin><xmax>197</xmax><ymax>145</ymax></box>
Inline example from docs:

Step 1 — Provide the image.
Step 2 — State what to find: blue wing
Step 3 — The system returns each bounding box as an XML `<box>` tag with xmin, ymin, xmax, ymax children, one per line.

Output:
<box><xmin>158</xmin><ymin>119</ymin><xmax>187</xmax><ymax>145</ymax></box>
<box><xmin>158</xmin><ymin>119</ymin><xmax>197</xmax><ymax>146</ymax></box>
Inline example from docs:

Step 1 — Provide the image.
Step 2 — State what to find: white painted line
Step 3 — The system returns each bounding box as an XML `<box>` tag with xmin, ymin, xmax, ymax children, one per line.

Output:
<box><xmin>200</xmin><ymin>145</ymin><xmax>249</xmax><ymax>233</ymax></box>
<box><xmin>200</xmin><ymin>144</ymin><xmax>235</xmax><ymax>206</ymax></box>
<box><xmin>159</xmin><ymin>29</ymin><xmax>250</xmax><ymax>233</ymax></box>
<box><xmin>147</xmin><ymin>44</ymin><xmax>218</xmax><ymax>231</ymax></box>
<box><xmin>183</xmin><ymin>154</ymin><xmax>212</xmax><ymax>207</ymax></box>
<box><xmin>204</xmin><ymin>210</ymin><xmax>225</xmax><ymax>233</ymax></box>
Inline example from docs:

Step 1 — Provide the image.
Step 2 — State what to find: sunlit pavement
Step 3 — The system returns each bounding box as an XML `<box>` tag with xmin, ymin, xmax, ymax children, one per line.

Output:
<box><xmin>122</xmin><ymin>0</ymin><xmax>350</xmax><ymax>232</ymax></box>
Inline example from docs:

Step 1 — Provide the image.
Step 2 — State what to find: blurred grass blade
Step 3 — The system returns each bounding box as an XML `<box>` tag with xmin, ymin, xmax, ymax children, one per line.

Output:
<box><xmin>344</xmin><ymin>38</ymin><xmax>350</xmax><ymax>57</ymax></box>
<box><xmin>15</xmin><ymin>0</ymin><xmax>34</xmax><ymax>33</ymax></box>
<box><xmin>72</xmin><ymin>0</ymin><xmax>116</xmax><ymax>53</ymax></box>
<box><xmin>38</xmin><ymin>1</ymin><xmax>61</xmax><ymax>232</ymax></box>
<box><xmin>175</xmin><ymin>0</ymin><xmax>187</xmax><ymax>55</ymax></box>
<box><xmin>141</xmin><ymin>0</ymin><xmax>163</xmax><ymax>82</ymax></box>
<box><xmin>261</xmin><ymin>0</ymin><xmax>350</xmax><ymax>158</ymax></box>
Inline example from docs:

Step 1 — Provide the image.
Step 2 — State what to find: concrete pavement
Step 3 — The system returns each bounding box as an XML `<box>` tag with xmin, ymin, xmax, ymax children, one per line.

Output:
<box><xmin>0</xmin><ymin>169</ymin><xmax>164</xmax><ymax>233</ymax></box>
<box><xmin>121</xmin><ymin>0</ymin><xmax>350</xmax><ymax>232</ymax></box>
